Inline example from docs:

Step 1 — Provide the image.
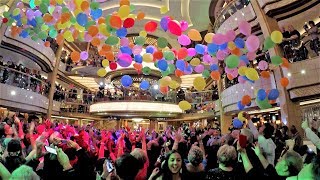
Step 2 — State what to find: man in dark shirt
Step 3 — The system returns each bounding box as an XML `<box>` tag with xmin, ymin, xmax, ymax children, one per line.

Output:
<box><xmin>287</xmin><ymin>25</ymin><xmax>301</xmax><ymax>47</ymax></box>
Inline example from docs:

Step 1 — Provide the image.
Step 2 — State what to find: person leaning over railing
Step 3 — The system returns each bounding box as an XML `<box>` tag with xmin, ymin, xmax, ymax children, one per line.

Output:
<box><xmin>306</xmin><ymin>21</ymin><xmax>320</xmax><ymax>56</ymax></box>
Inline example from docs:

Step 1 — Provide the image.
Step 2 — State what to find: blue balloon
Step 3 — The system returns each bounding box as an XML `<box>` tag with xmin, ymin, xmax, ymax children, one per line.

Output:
<box><xmin>90</xmin><ymin>9</ymin><xmax>102</xmax><ymax>20</ymax></box>
<box><xmin>195</xmin><ymin>44</ymin><xmax>205</xmax><ymax>55</ymax></box>
<box><xmin>76</xmin><ymin>13</ymin><xmax>88</xmax><ymax>26</ymax></box>
<box><xmin>184</xmin><ymin>64</ymin><xmax>193</xmax><ymax>74</ymax></box>
<box><xmin>176</xmin><ymin>60</ymin><xmax>185</xmax><ymax>71</ymax></box>
<box><xmin>27</xmin><ymin>19</ymin><xmax>37</xmax><ymax>27</ymax></box>
<box><xmin>219</xmin><ymin>43</ymin><xmax>228</xmax><ymax>50</ymax></box>
<box><xmin>233</xmin><ymin>118</ymin><xmax>243</xmax><ymax>129</ymax></box>
<box><xmin>146</xmin><ymin>46</ymin><xmax>155</xmax><ymax>54</ymax></box>
<box><xmin>140</xmin><ymin>80</ymin><xmax>150</xmax><ymax>90</ymax></box>
<box><xmin>120</xmin><ymin>46</ymin><xmax>132</xmax><ymax>55</ymax></box>
<box><xmin>160</xmin><ymin>16</ymin><xmax>169</xmax><ymax>31</ymax></box>
<box><xmin>268</xmin><ymin>89</ymin><xmax>279</xmax><ymax>100</ymax></box>
<box><xmin>158</xmin><ymin>60</ymin><xmax>168</xmax><ymax>71</ymax></box>
<box><xmin>116</xmin><ymin>28</ymin><xmax>127</xmax><ymax>38</ymax></box>
<box><xmin>19</xmin><ymin>30</ymin><xmax>29</xmax><ymax>38</ymax></box>
<box><xmin>247</xmin><ymin>101</ymin><xmax>252</xmax><ymax>107</ymax></box>
<box><xmin>257</xmin><ymin>89</ymin><xmax>267</xmax><ymax>101</ymax></box>
<box><xmin>207</xmin><ymin>43</ymin><xmax>219</xmax><ymax>55</ymax></box>
<box><xmin>121</xmin><ymin>75</ymin><xmax>133</xmax><ymax>87</ymax></box>
<box><xmin>235</xmin><ymin>37</ymin><xmax>245</xmax><ymax>48</ymax></box>
<box><xmin>240</xmin><ymin>55</ymin><xmax>249</xmax><ymax>64</ymax></box>
<box><xmin>210</xmin><ymin>64</ymin><xmax>219</xmax><ymax>71</ymax></box>
<box><xmin>134</xmin><ymin>55</ymin><xmax>143</xmax><ymax>63</ymax></box>
<box><xmin>237</xmin><ymin>101</ymin><xmax>245</xmax><ymax>110</ymax></box>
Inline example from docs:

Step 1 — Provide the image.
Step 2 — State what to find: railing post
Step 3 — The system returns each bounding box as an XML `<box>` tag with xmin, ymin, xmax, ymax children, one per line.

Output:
<box><xmin>47</xmin><ymin>41</ymin><xmax>64</xmax><ymax>119</ymax></box>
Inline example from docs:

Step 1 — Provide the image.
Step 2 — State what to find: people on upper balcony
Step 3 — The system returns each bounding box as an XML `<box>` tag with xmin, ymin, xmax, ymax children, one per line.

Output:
<box><xmin>306</xmin><ymin>21</ymin><xmax>319</xmax><ymax>56</ymax></box>
<box><xmin>284</xmin><ymin>25</ymin><xmax>301</xmax><ymax>47</ymax></box>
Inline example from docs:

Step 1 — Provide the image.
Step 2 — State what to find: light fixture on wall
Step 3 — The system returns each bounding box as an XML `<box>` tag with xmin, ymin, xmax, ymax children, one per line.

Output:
<box><xmin>132</xmin><ymin>118</ymin><xmax>143</xmax><ymax>122</ymax></box>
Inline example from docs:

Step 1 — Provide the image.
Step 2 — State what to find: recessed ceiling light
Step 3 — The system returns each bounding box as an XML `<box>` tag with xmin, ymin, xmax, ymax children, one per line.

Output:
<box><xmin>287</xmin><ymin>73</ymin><xmax>292</xmax><ymax>77</ymax></box>
<box><xmin>301</xmin><ymin>70</ymin><xmax>306</xmax><ymax>74</ymax></box>
<box><xmin>11</xmin><ymin>91</ymin><xmax>16</xmax><ymax>96</ymax></box>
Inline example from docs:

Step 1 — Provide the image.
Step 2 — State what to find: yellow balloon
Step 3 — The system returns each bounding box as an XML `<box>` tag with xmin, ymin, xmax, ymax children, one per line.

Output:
<box><xmin>74</xmin><ymin>9</ymin><xmax>81</xmax><ymax>16</ymax></box>
<box><xmin>21</xmin><ymin>17</ymin><xmax>27</xmax><ymax>25</ymax></box>
<box><xmin>102</xmin><ymin>59</ymin><xmax>109</xmax><ymax>67</ymax></box>
<box><xmin>159</xmin><ymin>76</ymin><xmax>171</xmax><ymax>87</ymax></box>
<box><xmin>34</xmin><ymin>0</ymin><xmax>41</xmax><ymax>6</ymax></box>
<box><xmin>12</xmin><ymin>8</ymin><xmax>20</xmax><ymax>16</ymax></box>
<box><xmin>245</xmin><ymin>68</ymin><xmax>259</xmax><ymax>81</ymax></box>
<box><xmin>204</xmin><ymin>33</ymin><xmax>214</xmax><ymax>43</ymax></box>
<box><xmin>190</xmin><ymin>58</ymin><xmax>200</xmax><ymax>66</ymax></box>
<box><xmin>139</xmin><ymin>30</ymin><xmax>147</xmax><ymax>37</ymax></box>
<box><xmin>56</xmin><ymin>0</ymin><xmax>63</xmax><ymax>4</ymax></box>
<box><xmin>97</xmin><ymin>68</ymin><xmax>107</xmax><ymax>77</ymax></box>
<box><xmin>271</xmin><ymin>30</ymin><xmax>283</xmax><ymax>44</ymax></box>
<box><xmin>63</xmin><ymin>30</ymin><xmax>74</xmax><ymax>42</ymax></box>
<box><xmin>193</xmin><ymin>77</ymin><xmax>206</xmax><ymax>91</ymax></box>
<box><xmin>99</xmin><ymin>24</ymin><xmax>110</xmax><ymax>36</ymax></box>
<box><xmin>179</xmin><ymin>101</ymin><xmax>191</xmax><ymax>111</ymax></box>
<box><xmin>169</xmin><ymin>80</ymin><xmax>180</xmax><ymax>89</ymax></box>
<box><xmin>238</xmin><ymin>111</ymin><xmax>246</xmax><ymax>121</ymax></box>
<box><xmin>188</xmin><ymin>29</ymin><xmax>202</xmax><ymax>41</ymax></box>
<box><xmin>128</xmin><ymin>14</ymin><xmax>136</xmax><ymax>19</ymax></box>
<box><xmin>74</xmin><ymin>0</ymin><xmax>82</xmax><ymax>7</ymax></box>
<box><xmin>228</xmin><ymin>42</ymin><xmax>236</xmax><ymax>50</ymax></box>
<box><xmin>160</xmin><ymin>6</ymin><xmax>169</xmax><ymax>14</ymax></box>
<box><xmin>118</xmin><ymin>5</ymin><xmax>130</xmax><ymax>18</ymax></box>
<box><xmin>143</xmin><ymin>53</ymin><xmax>153</xmax><ymax>63</ymax></box>
<box><xmin>75</xmin><ymin>23</ymin><xmax>85</xmax><ymax>32</ymax></box>
<box><xmin>238</xmin><ymin>66</ymin><xmax>247</xmax><ymax>76</ymax></box>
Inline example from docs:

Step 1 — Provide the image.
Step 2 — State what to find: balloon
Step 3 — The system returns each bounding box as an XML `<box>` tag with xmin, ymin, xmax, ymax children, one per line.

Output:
<box><xmin>280</xmin><ymin>77</ymin><xmax>289</xmax><ymax>87</ymax></box>
<box><xmin>258</xmin><ymin>60</ymin><xmax>268</xmax><ymax>70</ymax></box>
<box><xmin>179</xmin><ymin>101</ymin><xmax>191</xmax><ymax>111</ymax></box>
<box><xmin>116</xmin><ymin>28</ymin><xmax>127</xmax><ymax>38</ymax></box>
<box><xmin>268</xmin><ymin>89</ymin><xmax>279</xmax><ymax>100</ymax></box>
<box><xmin>139</xmin><ymin>30</ymin><xmax>147</xmax><ymax>37</ymax></box>
<box><xmin>263</xmin><ymin>36</ymin><xmax>275</xmax><ymax>50</ymax></box>
<box><xmin>168</xmin><ymin>20</ymin><xmax>182</xmax><ymax>36</ymax></box>
<box><xmin>76</xmin><ymin>13</ymin><xmax>88</xmax><ymax>26</ymax></box>
<box><xmin>178</xmin><ymin>35</ymin><xmax>191</xmax><ymax>46</ymax></box>
<box><xmin>134</xmin><ymin>55</ymin><xmax>143</xmax><ymax>63</ymax></box>
<box><xmin>246</xmin><ymin>51</ymin><xmax>256</xmax><ymax>61</ymax></box>
<box><xmin>216</xmin><ymin>50</ymin><xmax>227</xmax><ymax>60</ymax></box>
<box><xmin>102</xmin><ymin>59</ymin><xmax>109</xmax><ymax>67</ymax></box>
<box><xmin>257</xmin><ymin>89</ymin><xmax>267</xmax><ymax>101</ymax></box>
<box><xmin>119</xmin><ymin>0</ymin><xmax>130</xmax><ymax>6</ymax></box>
<box><xmin>219</xmin><ymin>43</ymin><xmax>228</xmax><ymax>50</ymax></box>
<box><xmin>44</xmin><ymin>41</ymin><xmax>50</xmax><ymax>47</ymax></box>
<box><xmin>195</xmin><ymin>44</ymin><xmax>205</xmax><ymax>55</ymax></box>
<box><xmin>202</xmin><ymin>70</ymin><xmax>210</xmax><ymax>78</ymax></box>
<box><xmin>142</xmin><ymin>67</ymin><xmax>151</xmax><ymax>75</ymax></box>
<box><xmin>241</xmin><ymin>95</ymin><xmax>251</xmax><ymax>105</ymax></box>
<box><xmin>240</xmin><ymin>55</ymin><xmax>249</xmax><ymax>64</ymax></box>
<box><xmin>132</xmin><ymin>45</ymin><xmax>143</xmax><ymax>55</ymax></box>
<box><xmin>193</xmin><ymin>77</ymin><xmax>206</xmax><ymax>91</ymax></box>
<box><xmin>271</xmin><ymin>56</ymin><xmax>283</xmax><ymax>66</ymax></box>
<box><xmin>190</xmin><ymin>58</ymin><xmax>201</xmax><ymax>66</ymax></box>
<box><xmin>159</xmin><ymin>85</ymin><xmax>169</xmax><ymax>94</ymax></box>
<box><xmin>121</xmin><ymin>75</ymin><xmax>133</xmax><ymax>87</ymax></box>
<box><xmin>226</xmin><ymin>55</ymin><xmax>240</xmax><ymax>68</ymax></box>
<box><xmin>207</xmin><ymin>43</ymin><xmax>219</xmax><ymax>55</ymax></box>
<box><xmin>245</xmin><ymin>35</ymin><xmax>260</xmax><ymax>52</ymax></box>
<box><xmin>135</xmin><ymin>36</ymin><xmax>146</xmax><ymax>46</ymax></box>
<box><xmin>169</xmin><ymin>80</ymin><xmax>180</xmax><ymax>89</ymax></box>
<box><xmin>144</xmin><ymin>21</ymin><xmax>158</xmax><ymax>32</ymax></box>
<box><xmin>110</xmin><ymin>15</ymin><xmax>122</xmax><ymax>29</ymax></box>
<box><xmin>118</xmin><ymin>5</ymin><xmax>130</xmax><ymax>18</ymax></box>
<box><xmin>81</xmin><ymin>1</ymin><xmax>90</xmax><ymax>11</ymax></box>
<box><xmin>261</xmin><ymin>71</ymin><xmax>270</xmax><ymax>78</ymax></box>
<box><xmin>210</xmin><ymin>71</ymin><xmax>220</xmax><ymax>81</ymax></box>
<box><xmin>117</xmin><ymin>53</ymin><xmax>132</xmax><ymax>67</ymax></box>
<box><xmin>212</xmin><ymin>33</ymin><xmax>227</xmax><ymax>45</ymax></box>
<box><xmin>194</xmin><ymin>64</ymin><xmax>204</xmax><ymax>73</ymax></box>
<box><xmin>238</xmin><ymin>76</ymin><xmax>246</xmax><ymax>84</ymax></box>
<box><xmin>238</xmin><ymin>111</ymin><xmax>246</xmax><ymax>121</ymax></box>
<box><xmin>237</xmin><ymin>101</ymin><xmax>245</xmax><ymax>110</ymax></box>
<box><xmin>91</xmin><ymin>9</ymin><xmax>102</xmax><ymax>20</ymax></box>
<box><xmin>281</xmin><ymin>58</ymin><xmax>290</xmax><ymax>68</ymax></box>
<box><xmin>80</xmin><ymin>51</ymin><xmax>88</xmax><ymax>60</ymax></box>
<box><xmin>97</xmin><ymin>68</ymin><xmax>107</xmax><ymax>78</ymax></box>
<box><xmin>239</xmin><ymin>21</ymin><xmax>251</xmax><ymax>36</ymax></box>
<box><xmin>256</xmin><ymin>98</ymin><xmax>272</xmax><ymax>109</ymax></box>
<box><xmin>238</xmin><ymin>66</ymin><xmax>247</xmax><ymax>76</ymax></box>
<box><xmin>153</xmin><ymin>51</ymin><xmax>163</xmax><ymax>60</ymax></box>
<box><xmin>109</xmin><ymin>62</ymin><xmax>117</xmax><ymax>70</ymax></box>
<box><xmin>71</xmin><ymin>51</ymin><xmax>80</xmax><ymax>62</ymax></box>
<box><xmin>105</xmin><ymin>36</ymin><xmax>119</xmax><ymax>45</ymax></box>
<box><xmin>187</xmin><ymin>48</ymin><xmax>197</xmax><ymax>56</ymax></box>
<box><xmin>233</xmin><ymin>119</ymin><xmax>243</xmax><ymax>129</ymax></box>
<box><xmin>160</xmin><ymin>6</ymin><xmax>169</xmax><ymax>14</ymax></box>
<box><xmin>226</xmin><ymin>30</ymin><xmax>236</xmax><ymax>41</ymax></box>
<box><xmin>136</xmin><ymin>11</ymin><xmax>145</xmax><ymax>20</ymax></box>
<box><xmin>188</xmin><ymin>29</ymin><xmax>202</xmax><ymax>41</ymax></box>
<box><xmin>157</xmin><ymin>37</ymin><xmax>168</xmax><ymax>48</ymax></box>
<box><xmin>180</xmin><ymin>20</ymin><xmax>189</xmax><ymax>31</ymax></box>
<box><xmin>271</xmin><ymin>30</ymin><xmax>283</xmax><ymax>44</ymax></box>
<box><xmin>143</xmin><ymin>53</ymin><xmax>153</xmax><ymax>62</ymax></box>
<box><xmin>140</xmin><ymin>80</ymin><xmax>150</xmax><ymax>90</ymax></box>
<box><xmin>210</xmin><ymin>64</ymin><xmax>219</xmax><ymax>71</ymax></box>
<box><xmin>245</xmin><ymin>68</ymin><xmax>259</xmax><ymax>81</ymax></box>
<box><xmin>177</xmin><ymin>48</ymin><xmax>188</xmax><ymax>59</ymax></box>
<box><xmin>204</xmin><ymin>33</ymin><xmax>214</xmax><ymax>43</ymax></box>
<box><xmin>234</xmin><ymin>37</ymin><xmax>245</xmax><ymax>48</ymax></box>
<box><xmin>160</xmin><ymin>16</ymin><xmax>170</xmax><ymax>31</ymax></box>
<box><xmin>123</xmin><ymin>18</ymin><xmax>135</xmax><ymax>28</ymax></box>
<box><xmin>164</xmin><ymin>51</ymin><xmax>175</xmax><ymax>60</ymax></box>
<box><xmin>158</xmin><ymin>60</ymin><xmax>168</xmax><ymax>71</ymax></box>
<box><xmin>120</xmin><ymin>46</ymin><xmax>132</xmax><ymax>55</ymax></box>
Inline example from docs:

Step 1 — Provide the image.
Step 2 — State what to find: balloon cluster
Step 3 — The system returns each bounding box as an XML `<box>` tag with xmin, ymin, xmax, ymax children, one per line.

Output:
<box><xmin>3</xmin><ymin>0</ymin><xmax>289</xmax><ymax>111</ymax></box>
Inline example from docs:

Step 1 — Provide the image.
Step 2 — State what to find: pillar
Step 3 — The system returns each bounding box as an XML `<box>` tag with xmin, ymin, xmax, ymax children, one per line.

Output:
<box><xmin>115</xmin><ymin>120</ymin><xmax>121</xmax><ymax>130</ymax></box>
<box><xmin>47</xmin><ymin>42</ymin><xmax>64</xmax><ymax>118</ymax></box>
<box><xmin>217</xmin><ymin>78</ymin><xmax>232</xmax><ymax>134</ymax></box>
<box><xmin>150</xmin><ymin>120</ymin><xmax>158</xmax><ymax>131</ymax></box>
<box><xmin>250</xmin><ymin>1</ymin><xmax>303</xmax><ymax>135</ymax></box>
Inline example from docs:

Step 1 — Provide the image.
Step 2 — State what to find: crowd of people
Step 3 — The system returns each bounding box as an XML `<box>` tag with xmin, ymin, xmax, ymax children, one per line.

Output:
<box><xmin>0</xmin><ymin>112</ymin><xmax>319</xmax><ymax>180</ymax></box>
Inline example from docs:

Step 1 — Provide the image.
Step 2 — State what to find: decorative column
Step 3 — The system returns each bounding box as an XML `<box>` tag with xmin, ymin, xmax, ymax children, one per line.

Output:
<box><xmin>218</xmin><ymin>79</ymin><xmax>232</xmax><ymax>134</ymax></box>
<box><xmin>47</xmin><ymin>42</ymin><xmax>64</xmax><ymax>118</ymax></box>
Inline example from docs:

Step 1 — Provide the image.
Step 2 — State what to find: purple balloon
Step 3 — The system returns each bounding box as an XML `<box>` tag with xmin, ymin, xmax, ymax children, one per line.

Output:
<box><xmin>80</xmin><ymin>51</ymin><xmax>88</xmax><ymax>60</ymax></box>
<box><xmin>194</xmin><ymin>64</ymin><xmax>204</xmax><ymax>73</ymax></box>
<box><xmin>178</xmin><ymin>35</ymin><xmax>191</xmax><ymax>46</ymax></box>
<box><xmin>34</xmin><ymin>10</ymin><xmax>42</xmax><ymax>17</ymax></box>
<box><xmin>239</xmin><ymin>21</ymin><xmax>251</xmax><ymax>36</ymax></box>
<box><xmin>212</xmin><ymin>33</ymin><xmax>227</xmax><ymax>45</ymax></box>
<box><xmin>258</xmin><ymin>60</ymin><xmax>268</xmax><ymax>70</ymax></box>
<box><xmin>187</xmin><ymin>48</ymin><xmax>196</xmax><ymax>56</ymax></box>
<box><xmin>26</xmin><ymin>9</ymin><xmax>34</xmax><ymax>20</ymax></box>
<box><xmin>238</xmin><ymin>76</ymin><xmax>246</xmax><ymax>84</ymax></box>
<box><xmin>120</xmin><ymin>37</ymin><xmax>129</xmax><ymax>46</ymax></box>
<box><xmin>245</xmin><ymin>35</ymin><xmax>260</xmax><ymax>52</ymax></box>
<box><xmin>117</xmin><ymin>53</ymin><xmax>132</xmax><ymax>67</ymax></box>
<box><xmin>132</xmin><ymin>45</ymin><xmax>142</xmax><ymax>55</ymax></box>
<box><xmin>160</xmin><ymin>16</ymin><xmax>170</xmax><ymax>31</ymax></box>
<box><xmin>202</xmin><ymin>54</ymin><xmax>212</xmax><ymax>64</ymax></box>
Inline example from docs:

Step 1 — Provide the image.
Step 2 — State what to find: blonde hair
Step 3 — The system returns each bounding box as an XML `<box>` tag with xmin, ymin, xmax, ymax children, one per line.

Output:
<box><xmin>217</xmin><ymin>145</ymin><xmax>237</xmax><ymax>166</ymax></box>
<box><xmin>10</xmin><ymin>165</ymin><xmax>40</xmax><ymax>180</ymax></box>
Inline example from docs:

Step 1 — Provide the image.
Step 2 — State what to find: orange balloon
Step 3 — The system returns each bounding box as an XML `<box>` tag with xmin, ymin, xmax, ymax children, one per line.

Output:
<box><xmin>98</xmin><ymin>17</ymin><xmax>105</xmax><ymax>24</ymax></box>
<box><xmin>280</xmin><ymin>77</ymin><xmax>289</xmax><ymax>87</ymax></box>
<box><xmin>281</xmin><ymin>58</ymin><xmax>290</xmax><ymax>68</ymax></box>
<box><xmin>241</xmin><ymin>95</ymin><xmax>251</xmax><ymax>105</ymax></box>
<box><xmin>50</xmin><ymin>0</ymin><xmax>57</xmax><ymax>6</ymax></box>
<box><xmin>231</xmin><ymin>48</ymin><xmax>241</xmax><ymax>56</ymax></box>
<box><xmin>210</xmin><ymin>71</ymin><xmax>220</xmax><ymax>81</ymax></box>
<box><xmin>105</xmin><ymin>52</ymin><xmax>115</xmax><ymax>61</ymax></box>
<box><xmin>81</xmin><ymin>1</ymin><xmax>90</xmax><ymax>11</ymax></box>
<box><xmin>227</xmin><ymin>74</ymin><xmax>234</xmax><ymax>80</ymax></box>
<box><xmin>120</xmin><ymin>0</ymin><xmax>130</xmax><ymax>6</ymax></box>
<box><xmin>88</xmin><ymin>26</ymin><xmax>99</xmax><ymax>37</ymax></box>
<box><xmin>260</xmin><ymin>71</ymin><xmax>270</xmax><ymax>78</ymax></box>
<box><xmin>269</xmin><ymin>100</ymin><xmax>276</xmax><ymax>104</ymax></box>
<box><xmin>60</xmin><ymin>12</ymin><xmax>71</xmax><ymax>24</ymax></box>
<box><xmin>133</xmin><ymin>63</ymin><xmax>142</xmax><ymax>71</ymax></box>
<box><xmin>56</xmin><ymin>33</ymin><xmax>64</xmax><ymax>45</ymax></box>
<box><xmin>128</xmin><ymin>43</ymin><xmax>135</xmax><ymax>49</ymax></box>
<box><xmin>98</xmin><ymin>49</ymin><xmax>106</xmax><ymax>56</ymax></box>
<box><xmin>160</xmin><ymin>86</ymin><xmax>169</xmax><ymax>94</ymax></box>
<box><xmin>136</xmin><ymin>11</ymin><xmax>145</xmax><ymax>20</ymax></box>
<box><xmin>91</xmin><ymin>37</ymin><xmax>100</xmax><ymax>46</ymax></box>
<box><xmin>71</xmin><ymin>51</ymin><xmax>80</xmax><ymax>62</ymax></box>
<box><xmin>110</xmin><ymin>15</ymin><xmax>122</xmax><ymax>29</ymax></box>
<box><xmin>175</xmin><ymin>69</ymin><xmax>184</xmax><ymax>77</ymax></box>
<box><xmin>102</xmin><ymin>44</ymin><xmax>112</xmax><ymax>51</ymax></box>
<box><xmin>43</xmin><ymin>13</ymin><xmax>53</xmax><ymax>23</ymax></box>
<box><xmin>44</xmin><ymin>41</ymin><xmax>50</xmax><ymax>47</ymax></box>
<box><xmin>153</xmin><ymin>51</ymin><xmax>163</xmax><ymax>60</ymax></box>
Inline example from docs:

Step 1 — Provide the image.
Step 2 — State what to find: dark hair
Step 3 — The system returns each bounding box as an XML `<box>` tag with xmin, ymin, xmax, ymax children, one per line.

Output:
<box><xmin>263</xmin><ymin>123</ymin><xmax>274</xmax><ymax>139</ymax></box>
<box><xmin>115</xmin><ymin>153</ymin><xmax>142</xmax><ymax>180</ymax></box>
<box><xmin>155</xmin><ymin>150</ymin><xmax>185</xmax><ymax>180</ymax></box>
<box><xmin>309</xmin><ymin>21</ymin><xmax>315</xmax><ymax>26</ymax></box>
<box><xmin>5</xmin><ymin>139</ymin><xmax>25</xmax><ymax>173</ymax></box>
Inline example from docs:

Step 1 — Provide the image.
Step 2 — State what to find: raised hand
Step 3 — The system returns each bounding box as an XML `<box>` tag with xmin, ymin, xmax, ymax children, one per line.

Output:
<box><xmin>67</xmin><ymin>140</ymin><xmax>81</xmax><ymax>150</ymax></box>
<box><xmin>55</xmin><ymin>147</ymin><xmax>72</xmax><ymax>171</ymax></box>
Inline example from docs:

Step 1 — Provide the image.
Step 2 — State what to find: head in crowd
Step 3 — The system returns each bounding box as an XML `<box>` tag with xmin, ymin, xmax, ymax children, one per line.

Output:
<box><xmin>9</xmin><ymin>165</ymin><xmax>40</xmax><ymax>180</ymax></box>
<box><xmin>188</xmin><ymin>146</ymin><xmax>204</xmax><ymax>167</ymax></box>
<box><xmin>115</xmin><ymin>153</ymin><xmax>143</xmax><ymax>180</ymax></box>
<box><xmin>6</xmin><ymin>139</ymin><xmax>25</xmax><ymax>173</ymax></box>
<box><xmin>240</xmin><ymin>128</ymin><xmax>254</xmax><ymax>144</ymax></box>
<box><xmin>309</xmin><ymin>21</ymin><xmax>315</xmax><ymax>27</ymax></box>
<box><xmin>275</xmin><ymin>151</ymin><xmax>303</xmax><ymax>177</ymax></box>
<box><xmin>262</xmin><ymin>123</ymin><xmax>274</xmax><ymax>139</ymax></box>
<box><xmin>130</xmin><ymin>148</ymin><xmax>149</xmax><ymax>179</ymax></box>
<box><xmin>217</xmin><ymin>144</ymin><xmax>237</xmax><ymax>167</ymax></box>
<box><xmin>288</xmin><ymin>156</ymin><xmax>320</xmax><ymax>180</ymax></box>
<box><xmin>161</xmin><ymin>150</ymin><xmax>184</xmax><ymax>180</ymax></box>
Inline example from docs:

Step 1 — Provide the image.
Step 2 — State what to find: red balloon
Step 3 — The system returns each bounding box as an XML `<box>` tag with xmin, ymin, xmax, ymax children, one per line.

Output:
<box><xmin>110</xmin><ymin>62</ymin><xmax>117</xmax><ymax>70</ymax></box>
<box><xmin>2</xmin><ymin>18</ymin><xmax>8</xmax><ymax>23</ymax></box>
<box><xmin>177</xmin><ymin>48</ymin><xmax>188</xmax><ymax>59</ymax></box>
<box><xmin>144</xmin><ymin>21</ymin><xmax>158</xmax><ymax>33</ymax></box>
<box><xmin>123</xmin><ymin>18</ymin><xmax>135</xmax><ymax>28</ymax></box>
<box><xmin>168</xmin><ymin>20</ymin><xmax>182</xmax><ymax>36</ymax></box>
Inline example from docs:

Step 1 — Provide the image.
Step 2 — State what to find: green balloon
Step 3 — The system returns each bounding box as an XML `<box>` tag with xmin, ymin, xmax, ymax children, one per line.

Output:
<box><xmin>185</xmin><ymin>56</ymin><xmax>192</xmax><ymax>61</ymax></box>
<box><xmin>142</xmin><ymin>67</ymin><xmax>151</xmax><ymax>75</ymax></box>
<box><xmin>256</xmin><ymin>98</ymin><xmax>272</xmax><ymax>109</ymax></box>
<box><xmin>31</xmin><ymin>35</ymin><xmax>38</xmax><ymax>41</ymax></box>
<box><xmin>3</xmin><ymin>12</ymin><xmax>10</xmax><ymax>18</ymax></box>
<box><xmin>135</xmin><ymin>36</ymin><xmax>146</xmax><ymax>46</ymax></box>
<box><xmin>263</xmin><ymin>36</ymin><xmax>275</xmax><ymax>50</ymax></box>
<box><xmin>38</xmin><ymin>31</ymin><xmax>47</xmax><ymax>40</ymax></box>
<box><xmin>85</xmin><ymin>21</ymin><xmax>96</xmax><ymax>30</ymax></box>
<box><xmin>70</xmin><ymin>17</ymin><xmax>76</xmax><ymax>24</ymax></box>
<box><xmin>105</xmin><ymin>36</ymin><xmax>119</xmax><ymax>45</ymax></box>
<box><xmin>90</xmin><ymin>2</ymin><xmax>100</xmax><ymax>10</ymax></box>
<box><xmin>62</xmin><ymin>7</ymin><xmax>69</xmax><ymax>13</ymax></box>
<box><xmin>157</xmin><ymin>37</ymin><xmax>168</xmax><ymax>48</ymax></box>
<box><xmin>49</xmin><ymin>29</ymin><xmax>57</xmax><ymax>38</ymax></box>
<box><xmin>8</xmin><ymin>18</ymin><xmax>14</xmax><ymax>25</ymax></box>
<box><xmin>161</xmin><ymin>70</ymin><xmax>170</xmax><ymax>76</ymax></box>
<box><xmin>106</xmin><ymin>26</ymin><xmax>116</xmax><ymax>34</ymax></box>
<box><xmin>271</xmin><ymin>55</ymin><xmax>283</xmax><ymax>66</ymax></box>
<box><xmin>202</xmin><ymin>70</ymin><xmax>210</xmax><ymax>78</ymax></box>
<box><xmin>130</xmin><ymin>5</ymin><xmax>135</xmax><ymax>12</ymax></box>
<box><xmin>168</xmin><ymin>64</ymin><xmax>176</xmax><ymax>73</ymax></box>
<box><xmin>35</xmin><ymin>17</ymin><xmax>43</xmax><ymax>24</ymax></box>
<box><xmin>105</xmin><ymin>15</ymin><xmax>111</xmax><ymax>26</ymax></box>
<box><xmin>164</xmin><ymin>51</ymin><xmax>175</xmax><ymax>60</ymax></box>
<box><xmin>42</xmin><ymin>0</ymin><xmax>50</xmax><ymax>5</ymax></box>
<box><xmin>226</xmin><ymin>55</ymin><xmax>240</xmax><ymax>68</ymax></box>
<box><xmin>39</xmin><ymin>3</ymin><xmax>48</xmax><ymax>14</ymax></box>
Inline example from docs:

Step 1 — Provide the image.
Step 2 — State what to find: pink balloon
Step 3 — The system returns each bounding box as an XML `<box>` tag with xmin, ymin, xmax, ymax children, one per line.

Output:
<box><xmin>258</xmin><ymin>60</ymin><xmax>268</xmax><ymax>70</ymax></box>
<box><xmin>216</xmin><ymin>50</ymin><xmax>227</xmax><ymax>60</ymax></box>
<box><xmin>168</xmin><ymin>20</ymin><xmax>182</xmax><ymax>36</ymax></box>
<box><xmin>226</xmin><ymin>30</ymin><xmax>236</xmax><ymax>41</ymax></box>
<box><xmin>230</xmin><ymin>68</ymin><xmax>239</xmax><ymax>78</ymax></box>
<box><xmin>16</xmin><ymin>2</ymin><xmax>24</xmax><ymax>9</ymax></box>
<box><xmin>117</xmin><ymin>53</ymin><xmax>132</xmax><ymax>67</ymax></box>
<box><xmin>187</xmin><ymin>48</ymin><xmax>196</xmax><ymax>56</ymax></box>
<box><xmin>211</xmin><ymin>56</ymin><xmax>218</xmax><ymax>64</ymax></box>
<box><xmin>120</xmin><ymin>38</ymin><xmax>129</xmax><ymax>46</ymax></box>
<box><xmin>239</xmin><ymin>21</ymin><xmax>251</xmax><ymax>36</ymax></box>
<box><xmin>238</xmin><ymin>76</ymin><xmax>246</xmax><ymax>84</ymax></box>
<box><xmin>245</xmin><ymin>35</ymin><xmax>260</xmax><ymax>52</ymax></box>
<box><xmin>132</xmin><ymin>45</ymin><xmax>142</xmax><ymax>55</ymax></box>
<box><xmin>247</xmin><ymin>51</ymin><xmax>256</xmax><ymax>61</ymax></box>
<box><xmin>84</xmin><ymin>33</ymin><xmax>92</xmax><ymax>42</ymax></box>
<box><xmin>194</xmin><ymin>64</ymin><xmax>204</xmax><ymax>73</ymax></box>
<box><xmin>180</xmin><ymin>20</ymin><xmax>189</xmax><ymax>32</ymax></box>
<box><xmin>212</xmin><ymin>33</ymin><xmax>227</xmax><ymax>45</ymax></box>
<box><xmin>178</xmin><ymin>35</ymin><xmax>191</xmax><ymax>46</ymax></box>
<box><xmin>80</xmin><ymin>51</ymin><xmax>88</xmax><ymax>60</ymax></box>
<box><xmin>238</xmin><ymin>60</ymin><xmax>247</xmax><ymax>67</ymax></box>
<box><xmin>202</xmin><ymin>54</ymin><xmax>212</xmax><ymax>64</ymax></box>
<box><xmin>52</xmin><ymin>6</ymin><xmax>62</xmax><ymax>20</ymax></box>
<box><xmin>225</xmin><ymin>67</ymin><xmax>234</xmax><ymax>74</ymax></box>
